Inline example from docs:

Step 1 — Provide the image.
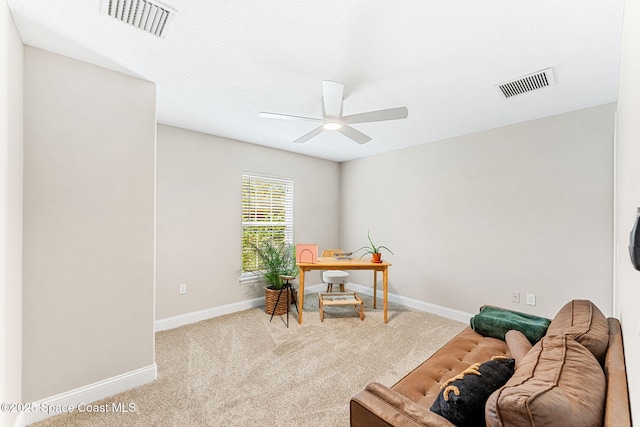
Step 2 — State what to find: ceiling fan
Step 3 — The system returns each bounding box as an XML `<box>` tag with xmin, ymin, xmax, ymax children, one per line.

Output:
<box><xmin>259</xmin><ymin>81</ymin><xmax>409</xmax><ymax>145</ymax></box>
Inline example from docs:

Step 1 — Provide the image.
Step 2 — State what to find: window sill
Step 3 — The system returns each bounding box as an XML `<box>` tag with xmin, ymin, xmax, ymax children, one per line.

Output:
<box><xmin>239</xmin><ymin>275</ymin><xmax>263</xmax><ymax>285</ymax></box>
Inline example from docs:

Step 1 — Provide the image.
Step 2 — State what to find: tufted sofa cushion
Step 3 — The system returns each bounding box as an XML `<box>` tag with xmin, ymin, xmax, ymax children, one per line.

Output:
<box><xmin>545</xmin><ymin>299</ymin><xmax>609</xmax><ymax>363</ymax></box>
<box><xmin>485</xmin><ymin>335</ymin><xmax>606</xmax><ymax>427</ymax></box>
<box><xmin>392</xmin><ymin>327</ymin><xmax>509</xmax><ymax>408</ymax></box>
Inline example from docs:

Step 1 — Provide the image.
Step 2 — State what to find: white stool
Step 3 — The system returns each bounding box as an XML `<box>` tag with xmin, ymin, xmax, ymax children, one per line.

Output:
<box><xmin>323</xmin><ymin>270</ymin><xmax>349</xmax><ymax>292</ymax></box>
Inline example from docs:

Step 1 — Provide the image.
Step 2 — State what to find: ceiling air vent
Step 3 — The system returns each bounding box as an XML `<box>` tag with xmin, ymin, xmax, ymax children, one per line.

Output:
<box><xmin>101</xmin><ymin>0</ymin><xmax>176</xmax><ymax>38</ymax></box>
<box><xmin>495</xmin><ymin>68</ymin><xmax>556</xmax><ymax>99</ymax></box>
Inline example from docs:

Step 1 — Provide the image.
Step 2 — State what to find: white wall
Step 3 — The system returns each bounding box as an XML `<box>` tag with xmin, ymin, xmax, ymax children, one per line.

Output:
<box><xmin>22</xmin><ymin>47</ymin><xmax>156</xmax><ymax>402</ymax></box>
<box><xmin>7</xmin><ymin>8</ymin><xmax>635</xmax><ymax>422</ymax></box>
<box><xmin>0</xmin><ymin>2</ymin><xmax>23</xmax><ymax>426</ymax></box>
<box><xmin>341</xmin><ymin>104</ymin><xmax>615</xmax><ymax>320</ymax></box>
<box><xmin>156</xmin><ymin>125</ymin><xmax>340</xmax><ymax>320</ymax></box>
<box><xmin>615</xmin><ymin>0</ymin><xmax>640</xmax><ymax>420</ymax></box>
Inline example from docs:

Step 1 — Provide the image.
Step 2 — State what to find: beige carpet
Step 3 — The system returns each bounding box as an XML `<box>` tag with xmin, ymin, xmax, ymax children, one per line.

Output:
<box><xmin>30</xmin><ymin>291</ymin><xmax>466</xmax><ymax>427</ymax></box>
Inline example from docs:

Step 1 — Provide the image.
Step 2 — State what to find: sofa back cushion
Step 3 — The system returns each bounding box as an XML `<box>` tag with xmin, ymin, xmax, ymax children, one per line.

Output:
<box><xmin>485</xmin><ymin>335</ymin><xmax>606</xmax><ymax>427</ymax></box>
<box><xmin>546</xmin><ymin>299</ymin><xmax>609</xmax><ymax>363</ymax></box>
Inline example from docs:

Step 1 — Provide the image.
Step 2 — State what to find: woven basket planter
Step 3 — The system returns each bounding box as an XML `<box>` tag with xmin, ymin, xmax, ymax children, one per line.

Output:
<box><xmin>264</xmin><ymin>287</ymin><xmax>296</xmax><ymax>315</ymax></box>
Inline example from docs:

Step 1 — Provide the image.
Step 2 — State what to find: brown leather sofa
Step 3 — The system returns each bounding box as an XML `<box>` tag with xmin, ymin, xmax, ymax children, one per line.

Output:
<box><xmin>350</xmin><ymin>300</ymin><xmax>631</xmax><ymax>427</ymax></box>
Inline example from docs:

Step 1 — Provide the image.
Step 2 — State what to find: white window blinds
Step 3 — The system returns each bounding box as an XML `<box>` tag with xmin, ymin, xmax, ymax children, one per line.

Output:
<box><xmin>241</xmin><ymin>173</ymin><xmax>294</xmax><ymax>274</ymax></box>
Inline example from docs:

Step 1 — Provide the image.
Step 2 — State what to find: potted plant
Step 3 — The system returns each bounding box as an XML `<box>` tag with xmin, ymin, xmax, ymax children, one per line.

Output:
<box><xmin>355</xmin><ymin>230</ymin><xmax>394</xmax><ymax>263</ymax></box>
<box><xmin>250</xmin><ymin>239</ymin><xmax>298</xmax><ymax>315</ymax></box>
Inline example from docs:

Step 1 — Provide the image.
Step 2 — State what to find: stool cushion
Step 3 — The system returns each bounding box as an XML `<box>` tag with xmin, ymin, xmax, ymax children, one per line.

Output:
<box><xmin>323</xmin><ymin>270</ymin><xmax>349</xmax><ymax>284</ymax></box>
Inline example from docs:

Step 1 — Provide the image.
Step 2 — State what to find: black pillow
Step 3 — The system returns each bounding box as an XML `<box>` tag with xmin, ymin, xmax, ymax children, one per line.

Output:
<box><xmin>430</xmin><ymin>357</ymin><xmax>515</xmax><ymax>427</ymax></box>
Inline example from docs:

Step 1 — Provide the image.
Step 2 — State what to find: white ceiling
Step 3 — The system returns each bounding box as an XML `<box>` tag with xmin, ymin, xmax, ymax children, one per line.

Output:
<box><xmin>7</xmin><ymin>0</ymin><xmax>625</xmax><ymax>162</ymax></box>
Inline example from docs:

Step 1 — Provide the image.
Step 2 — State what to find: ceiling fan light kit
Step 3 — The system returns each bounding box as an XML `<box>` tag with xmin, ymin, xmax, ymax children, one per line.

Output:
<box><xmin>323</xmin><ymin>121</ymin><xmax>342</xmax><ymax>131</ymax></box>
<box><xmin>259</xmin><ymin>80</ymin><xmax>408</xmax><ymax>145</ymax></box>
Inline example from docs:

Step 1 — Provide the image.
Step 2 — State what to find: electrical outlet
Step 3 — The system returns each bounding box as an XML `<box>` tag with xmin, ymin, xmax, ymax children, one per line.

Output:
<box><xmin>511</xmin><ymin>292</ymin><xmax>520</xmax><ymax>303</ymax></box>
<box><xmin>179</xmin><ymin>283</ymin><xmax>187</xmax><ymax>295</ymax></box>
<box><xmin>526</xmin><ymin>293</ymin><xmax>536</xmax><ymax>306</ymax></box>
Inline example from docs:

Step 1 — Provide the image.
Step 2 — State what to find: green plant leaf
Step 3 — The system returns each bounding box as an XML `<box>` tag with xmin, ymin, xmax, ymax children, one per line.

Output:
<box><xmin>377</xmin><ymin>245</ymin><xmax>394</xmax><ymax>255</ymax></box>
<box><xmin>248</xmin><ymin>239</ymin><xmax>297</xmax><ymax>289</ymax></box>
<box><xmin>353</xmin><ymin>230</ymin><xmax>393</xmax><ymax>256</ymax></box>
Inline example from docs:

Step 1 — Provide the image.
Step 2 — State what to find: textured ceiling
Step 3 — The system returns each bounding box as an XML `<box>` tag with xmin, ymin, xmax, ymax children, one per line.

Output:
<box><xmin>7</xmin><ymin>0</ymin><xmax>625</xmax><ymax>162</ymax></box>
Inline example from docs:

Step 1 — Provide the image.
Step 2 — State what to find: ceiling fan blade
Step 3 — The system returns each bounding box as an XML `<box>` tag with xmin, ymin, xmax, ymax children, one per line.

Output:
<box><xmin>342</xmin><ymin>106</ymin><xmax>408</xmax><ymax>124</ymax></box>
<box><xmin>339</xmin><ymin>125</ymin><xmax>372</xmax><ymax>145</ymax></box>
<box><xmin>321</xmin><ymin>80</ymin><xmax>344</xmax><ymax>119</ymax></box>
<box><xmin>259</xmin><ymin>112</ymin><xmax>322</xmax><ymax>123</ymax></box>
<box><xmin>293</xmin><ymin>126</ymin><xmax>324</xmax><ymax>144</ymax></box>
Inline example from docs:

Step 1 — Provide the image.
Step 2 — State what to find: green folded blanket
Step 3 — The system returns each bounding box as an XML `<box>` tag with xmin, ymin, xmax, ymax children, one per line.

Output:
<box><xmin>470</xmin><ymin>305</ymin><xmax>551</xmax><ymax>344</ymax></box>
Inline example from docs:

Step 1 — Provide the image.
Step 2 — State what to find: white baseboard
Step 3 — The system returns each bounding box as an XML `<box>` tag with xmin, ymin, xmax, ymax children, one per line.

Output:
<box><xmin>301</xmin><ymin>283</ymin><xmax>326</xmax><ymax>294</ymax></box>
<box><xmin>24</xmin><ymin>364</ymin><xmax>157</xmax><ymax>425</ymax></box>
<box><xmin>21</xmin><ymin>285</ymin><xmax>466</xmax><ymax>425</ymax></box>
<box><xmin>155</xmin><ymin>283</ymin><xmax>471</xmax><ymax>332</ymax></box>
<box><xmin>11</xmin><ymin>412</ymin><xmax>25</xmax><ymax>427</ymax></box>
<box><xmin>346</xmin><ymin>283</ymin><xmax>473</xmax><ymax>324</ymax></box>
<box><xmin>155</xmin><ymin>297</ymin><xmax>264</xmax><ymax>332</ymax></box>
<box><xmin>154</xmin><ymin>284</ymin><xmax>327</xmax><ymax>332</ymax></box>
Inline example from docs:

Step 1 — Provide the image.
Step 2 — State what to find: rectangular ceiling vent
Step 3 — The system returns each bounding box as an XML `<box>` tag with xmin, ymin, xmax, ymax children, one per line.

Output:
<box><xmin>101</xmin><ymin>0</ymin><xmax>176</xmax><ymax>38</ymax></box>
<box><xmin>495</xmin><ymin>68</ymin><xmax>556</xmax><ymax>99</ymax></box>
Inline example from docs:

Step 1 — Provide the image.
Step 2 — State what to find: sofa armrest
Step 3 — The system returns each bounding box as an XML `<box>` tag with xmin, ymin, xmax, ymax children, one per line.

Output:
<box><xmin>350</xmin><ymin>382</ymin><xmax>456</xmax><ymax>427</ymax></box>
<box><xmin>603</xmin><ymin>318</ymin><xmax>631</xmax><ymax>427</ymax></box>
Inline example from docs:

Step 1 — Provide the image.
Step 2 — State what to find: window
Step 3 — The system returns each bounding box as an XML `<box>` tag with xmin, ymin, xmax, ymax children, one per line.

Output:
<box><xmin>241</xmin><ymin>173</ymin><xmax>294</xmax><ymax>276</ymax></box>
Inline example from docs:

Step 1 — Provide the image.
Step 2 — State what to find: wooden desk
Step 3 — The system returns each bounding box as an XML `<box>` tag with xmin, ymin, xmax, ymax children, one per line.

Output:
<box><xmin>296</xmin><ymin>257</ymin><xmax>392</xmax><ymax>324</ymax></box>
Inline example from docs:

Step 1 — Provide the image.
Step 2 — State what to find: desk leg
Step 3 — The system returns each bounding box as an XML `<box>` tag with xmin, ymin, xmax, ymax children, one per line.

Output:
<box><xmin>373</xmin><ymin>270</ymin><xmax>377</xmax><ymax>309</ymax></box>
<box><xmin>298</xmin><ymin>267</ymin><xmax>305</xmax><ymax>324</ymax></box>
<box><xmin>383</xmin><ymin>267</ymin><xmax>388</xmax><ymax>324</ymax></box>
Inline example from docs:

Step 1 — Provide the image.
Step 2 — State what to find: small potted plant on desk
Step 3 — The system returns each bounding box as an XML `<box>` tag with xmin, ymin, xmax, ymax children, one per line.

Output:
<box><xmin>250</xmin><ymin>239</ymin><xmax>298</xmax><ymax>315</ymax></box>
<box><xmin>355</xmin><ymin>230</ymin><xmax>393</xmax><ymax>263</ymax></box>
